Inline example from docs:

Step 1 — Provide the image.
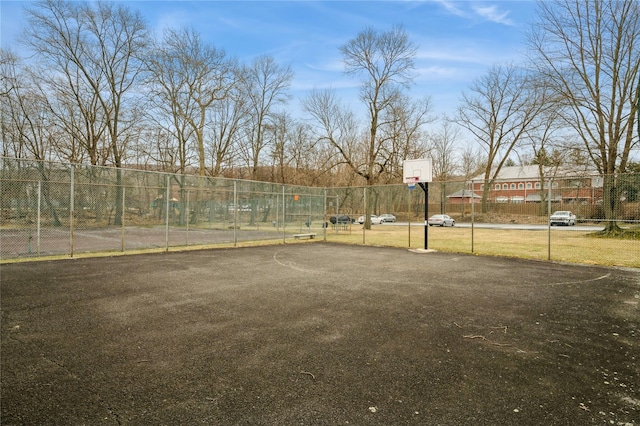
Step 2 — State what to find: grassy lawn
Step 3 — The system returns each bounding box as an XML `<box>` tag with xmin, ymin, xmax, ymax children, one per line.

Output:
<box><xmin>3</xmin><ymin>223</ymin><xmax>636</xmax><ymax>268</ymax></box>
<box><xmin>323</xmin><ymin>225</ymin><xmax>640</xmax><ymax>268</ymax></box>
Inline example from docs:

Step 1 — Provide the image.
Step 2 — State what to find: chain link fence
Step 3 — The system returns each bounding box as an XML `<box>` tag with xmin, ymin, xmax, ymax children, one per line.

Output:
<box><xmin>2</xmin><ymin>158</ymin><xmax>639</xmax><ymax>267</ymax></box>
<box><xmin>325</xmin><ymin>173</ymin><xmax>640</xmax><ymax>268</ymax></box>
<box><xmin>1</xmin><ymin>158</ymin><xmax>327</xmax><ymax>259</ymax></box>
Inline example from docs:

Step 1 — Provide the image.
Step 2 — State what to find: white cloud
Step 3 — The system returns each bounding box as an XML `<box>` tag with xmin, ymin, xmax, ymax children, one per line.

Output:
<box><xmin>472</xmin><ymin>4</ymin><xmax>515</xmax><ymax>26</ymax></box>
<box><xmin>429</xmin><ymin>1</ymin><xmax>516</xmax><ymax>26</ymax></box>
<box><xmin>430</xmin><ymin>0</ymin><xmax>468</xmax><ymax>18</ymax></box>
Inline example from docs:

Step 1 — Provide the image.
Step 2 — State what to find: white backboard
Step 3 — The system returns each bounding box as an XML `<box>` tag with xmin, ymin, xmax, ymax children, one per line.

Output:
<box><xmin>403</xmin><ymin>158</ymin><xmax>433</xmax><ymax>183</ymax></box>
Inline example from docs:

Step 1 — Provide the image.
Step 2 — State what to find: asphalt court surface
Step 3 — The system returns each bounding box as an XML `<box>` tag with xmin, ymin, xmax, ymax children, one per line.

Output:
<box><xmin>1</xmin><ymin>243</ymin><xmax>639</xmax><ymax>425</ymax></box>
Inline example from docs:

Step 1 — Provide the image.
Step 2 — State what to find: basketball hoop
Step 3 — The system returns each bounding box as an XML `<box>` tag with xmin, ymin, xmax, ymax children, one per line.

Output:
<box><xmin>406</xmin><ymin>177</ymin><xmax>419</xmax><ymax>190</ymax></box>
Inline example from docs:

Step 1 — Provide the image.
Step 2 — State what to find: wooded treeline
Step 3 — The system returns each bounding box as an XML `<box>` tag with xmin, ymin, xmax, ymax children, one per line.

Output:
<box><xmin>1</xmin><ymin>0</ymin><xmax>639</xmax><ymax>231</ymax></box>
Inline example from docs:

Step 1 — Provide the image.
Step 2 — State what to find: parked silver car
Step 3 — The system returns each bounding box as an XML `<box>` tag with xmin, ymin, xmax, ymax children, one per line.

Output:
<box><xmin>427</xmin><ymin>214</ymin><xmax>455</xmax><ymax>227</ymax></box>
<box><xmin>378</xmin><ymin>214</ymin><xmax>396</xmax><ymax>223</ymax></box>
<box><xmin>549</xmin><ymin>211</ymin><xmax>576</xmax><ymax>226</ymax></box>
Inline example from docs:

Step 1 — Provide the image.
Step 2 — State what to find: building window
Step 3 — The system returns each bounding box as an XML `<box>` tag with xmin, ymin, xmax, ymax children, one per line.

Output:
<box><xmin>495</xmin><ymin>184</ymin><xmax>500</xmax><ymax>190</ymax></box>
<box><xmin>535</xmin><ymin>182</ymin><xmax>541</xmax><ymax>189</ymax></box>
<box><xmin>510</xmin><ymin>183</ymin><xmax>516</xmax><ymax>190</ymax></box>
<box><xmin>502</xmin><ymin>183</ymin><xmax>508</xmax><ymax>190</ymax></box>
<box><xmin>518</xmin><ymin>183</ymin><xmax>524</xmax><ymax>189</ymax></box>
<box><xmin>526</xmin><ymin>182</ymin><xmax>532</xmax><ymax>189</ymax></box>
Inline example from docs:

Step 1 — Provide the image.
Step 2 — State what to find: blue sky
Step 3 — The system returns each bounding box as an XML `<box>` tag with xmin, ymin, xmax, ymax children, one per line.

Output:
<box><xmin>1</xmin><ymin>0</ymin><xmax>537</xmax><ymax>119</ymax></box>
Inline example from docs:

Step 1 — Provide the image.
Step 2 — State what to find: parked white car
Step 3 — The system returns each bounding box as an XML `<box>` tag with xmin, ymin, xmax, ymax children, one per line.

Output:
<box><xmin>549</xmin><ymin>211</ymin><xmax>576</xmax><ymax>226</ymax></box>
<box><xmin>357</xmin><ymin>215</ymin><xmax>382</xmax><ymax>224</ymax></box>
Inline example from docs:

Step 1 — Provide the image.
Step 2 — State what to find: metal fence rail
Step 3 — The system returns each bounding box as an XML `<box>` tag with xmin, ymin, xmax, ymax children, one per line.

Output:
<box><xmin>1</xmin><ymin>158</ymin><xmax>638</xmax><ymax>267</ymax></box>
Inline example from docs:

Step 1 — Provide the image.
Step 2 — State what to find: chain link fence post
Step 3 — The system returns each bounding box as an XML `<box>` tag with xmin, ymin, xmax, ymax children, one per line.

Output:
<box><xmin>547</xmin><ymin>178</ymin><xmax>552</xmax><ymax>261</ymax></box>
<box><xmin>69</xmin><ymin>164</ymin><xmax>74</xmax><ymax>257</ymax></box>
<box><xmin>165</xmin><ymin>174</ymin><xmax>170</xmax><ymax>252</ymax></box>
<box><xmin>121</xmin><ymin>186</ymin><xmax>125</xmax><ymax>252</ymax></box>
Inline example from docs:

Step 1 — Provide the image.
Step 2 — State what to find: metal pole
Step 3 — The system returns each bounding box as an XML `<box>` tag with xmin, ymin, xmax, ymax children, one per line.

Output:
<box><xmin>335</xmin><ymin>195</ymin><xmax>339</xmax><ymax>234</ymax></box>
<box><xmin>408</xmin><ymin>186</ymin><xmax>411</xmax><ymax>247</ymax></box>
<box><xmin>323</xmin><ymin>188</ymin><xmax>327</xmax><ymax>241</ymax></box>
<box><xmin>233</xmin><ymin>180</ymin><xmax>238</xmax><ymax>246</ymax></box>
<box><xmin>362</xmin><ymin>187</ymin><xmax>366</xmax><ymax>244</ymax></box>
<box><xmin>636</xmin><ymin>69</ymin><xmax>639</xmax><ymax>145</ymax></box>
<box><xmin>165</xmin><ymin>175</ymin><xmax>170</xmax><ymax>252</ymax></box>
<box><xmin>547</xmin><ymin>178</ymin><xmax>552</xmax><ymax>260</ymax></box>
<box><xmin>186</xmin><ymin>190</ymin><xmax>190</xmax><ymax>246</ymax></box>
<box><xmin>275</xmin><ymin>192</ymin><xmax>280</xmax><ymax>231</ymax></box>
<box><xmin>419</xmin><ymin>182</ymin><xmax>429</xmax><ymax>250</ymax></box>
<box><xmin>471</xmin><ymin>180</ymin><xmax>475</xmax><ymax>253</ymax></box>
<box><xmin>282</xmin><ymin>185</ymin><xmax>286</xmax><ymax>242</ymax></box>
<box><xmin>70</xmin><ymin>165</ymin><xmax>74</xmax><ymax>257</ymax></box>
<box><xmin>37</xmin><ymin>180</ymin><xmax>41</xmax><ymax>255</ymax></box>
<box><xmin>308</xmin><ymin>194</ymin><xmax>312</xmax><ymax>231</ymax></box>
<box><xmin>425</xmin><ymin>182</ymin><xmax>429</xmax><ymax>250</ymax></box>
<box><xmin>121</xmin><ymin>186</ymin><xmax>125</xmax><ymax>252</ymax></box>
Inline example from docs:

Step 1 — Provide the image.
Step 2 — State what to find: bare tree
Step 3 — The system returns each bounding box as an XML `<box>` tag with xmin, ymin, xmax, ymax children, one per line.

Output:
<box><xmin>262</xmin><ymin>112</ymin><xmax>319</xmax><ymax>185</ymax></box>
<box><xmin>304</xmin><ymin>25</ymin><xmax>419</xmax><ymax>227</ymax></box>
<box><xmin>285</xmin><ymin>120</ymin><xmax>321</xmax><ymax>186</ymax></box>
<box><xmin>528</xmin><ymin>112</ymin><xmax>564</xmax><ymax>214</ymax></box>
<box><xmin>144</xmin><ymin>27</ymin><xmax>238</xmax><ymax>224</ymax></box>
<box><xmin>303</xmin><ymin>88</ymin><xmax>362</xmax><ymax>176</ymax></box>
<box><xmin>340</xmin><ymin>25</ymin><xmax>418</xmax><ymax>187</ymax></box>
<box><xmin>145</xmin><ymin>27</ymin><xmax>237</xmax><ymax>177</ymax></box>
<box><xmin>0</xmin><ymin>49</ymin><xmax>15</xmax><ymax>98</ymax></box>
<box><xmin>41</xmin><ymin>59</ymin><xmax>109</xmax><ymax>165</ymax></box>
<box><xmin>455</xmin><ymin>64</ymin><xmax>549</xmax><ymax>212</ymax></box>
<box><xmin>207</xmin><ymin>88</ymin><xmax>247</xmax><ymax>177</ymax></box>
<box><xmin>264</xmin><ymin>112</ymin><xmax>289</xmax><ymax>184</ymax></box>
<box><xmin>377</xmin><ymin>94</ymin><xmax>433</xmax><ymax>183</ymax></box>
<box><xmin>529</xmin><ymin>0</ymin><xmax>640</xmax><ymax>234</ymax></box>
<box><xmin>238</xmin><ymin>54</ymin><xmax>293</xmax><ymax>180</ymax></box>
<box><xmin>0</xmin><ymin>51</ymin><xmax>55</xmax><ymax>162</ymax></box>
<box><xmin>429</xmin><ymin>118</ymin><xmax>461</xmax><ymax>181</ymax></box>
<box><xmin>0</xmin><ymin>49</ymin><xmax>65</xmax><ymax>225</ymax></box>
<box><xmin>459</xmin><ymin>145</ymin><xmax>486</xmax><ymax>180</ymax></box>
<box><xmin>426</xmin><ymin>117</ymin><xmax>462</xmax><ymax>213</ymax></box>
<box><xmin>23</xmin><ymin>0</ymin><xmax>149</xmax><ymax>225</ymax></box>
<box><xmin>1</xmin><ymin>49</ymin><xmax>29</xmax><ymax>159</ymax></box>
<box><xmin>144</xmin><ymin>30</ymin><xmax>197</xmax><ymax>175</ymax></box>
<box><xmin>2</xmin><ymin>48</ymin><xmax>101</xmax><ymax>164</ymax></box>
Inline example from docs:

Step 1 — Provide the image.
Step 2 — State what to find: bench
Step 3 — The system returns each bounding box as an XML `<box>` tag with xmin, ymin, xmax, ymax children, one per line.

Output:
<box><xmin>292</xmin><ymin>233</ymin><xmax>317</xmax><ymax>240</ymax></box>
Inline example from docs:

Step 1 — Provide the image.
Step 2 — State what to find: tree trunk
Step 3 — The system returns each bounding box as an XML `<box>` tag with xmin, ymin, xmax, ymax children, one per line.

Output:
<box><xmin>601</xmin><ymin>174</ymin><xmax>623</xmax><ymax>233</ymax></box>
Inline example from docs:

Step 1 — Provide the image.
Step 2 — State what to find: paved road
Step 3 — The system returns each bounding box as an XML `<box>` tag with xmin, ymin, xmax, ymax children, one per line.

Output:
<box><xmin>385</xmin><ymin>222</ymin><xmax>605</xmax><ymax>231</ymax></box>
<box><xmin>448</xmin><ymin>223</ymin><xmax>604</xmax><ymax>231</ymax></box>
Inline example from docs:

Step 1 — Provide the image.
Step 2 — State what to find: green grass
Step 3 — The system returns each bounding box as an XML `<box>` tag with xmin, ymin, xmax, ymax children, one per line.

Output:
<box><xmin>324</xmin><ymin>226</ymin><xmax>640</xmax><ymax>268</ymax></box>
<box><xmin>3</xmin><ymin>223</ymin><xmax>636</xmax><ymax>268</ymax></box>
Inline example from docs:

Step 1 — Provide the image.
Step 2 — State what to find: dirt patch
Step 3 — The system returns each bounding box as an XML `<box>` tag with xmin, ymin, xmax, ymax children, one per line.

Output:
<box><xmin>1</xmin><ymin>244</ymin><xmax>638</xmax><ymax>425</ymax></box>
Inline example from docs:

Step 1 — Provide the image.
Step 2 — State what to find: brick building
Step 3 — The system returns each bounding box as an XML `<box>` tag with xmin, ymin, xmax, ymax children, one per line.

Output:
<box><xmin>447</xmin><ymin>165</ymin><xmax>603</xmax><ymax>204</ymax></box>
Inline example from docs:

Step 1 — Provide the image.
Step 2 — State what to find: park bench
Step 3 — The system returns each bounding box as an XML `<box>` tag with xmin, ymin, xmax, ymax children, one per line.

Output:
<box><xmin>292</xmin><ymin>233</ymin><xmax>317</xmax><ymax>240</ymax></box>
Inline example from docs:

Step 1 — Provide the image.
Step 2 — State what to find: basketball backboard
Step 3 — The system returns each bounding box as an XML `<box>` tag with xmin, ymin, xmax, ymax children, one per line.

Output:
<box><xmin>403</xmin><ymin>158</ymin><xmax>432</xmax><ymax>184</ymax></box>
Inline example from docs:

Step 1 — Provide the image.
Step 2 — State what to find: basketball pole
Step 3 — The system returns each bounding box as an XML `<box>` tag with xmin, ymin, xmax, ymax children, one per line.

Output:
<box><xmin>403</xmin><ymin>158</ymin><xmax>432</xmax><ymax>251</ymax></box>
<box><xmin>418</xmin><ymin>182</ymin><xmax>428</xmax><ymax>250</ymax></box>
